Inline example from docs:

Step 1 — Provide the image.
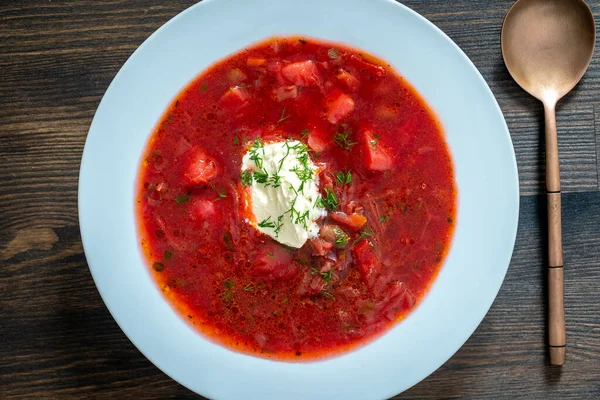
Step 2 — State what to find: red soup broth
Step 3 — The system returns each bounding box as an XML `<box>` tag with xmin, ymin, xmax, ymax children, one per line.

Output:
<box><xmin>136</xmin><ymin>36</ymin><xmax>456</xmax><ymax>361</ymax></box>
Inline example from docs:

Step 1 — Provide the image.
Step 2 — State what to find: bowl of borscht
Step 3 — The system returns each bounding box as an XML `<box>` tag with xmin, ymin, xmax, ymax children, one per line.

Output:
<box><xmin>79</xmin><ymin>0</ymin><xmax>519</xmax><ymax>398</ymax></box>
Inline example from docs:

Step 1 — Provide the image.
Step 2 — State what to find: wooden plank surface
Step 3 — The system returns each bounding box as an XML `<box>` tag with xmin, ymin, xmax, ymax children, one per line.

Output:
<box><xmin>1</xmin><ymin>1</ymin><xmax>599</xmax><ymax>398</ymax></box>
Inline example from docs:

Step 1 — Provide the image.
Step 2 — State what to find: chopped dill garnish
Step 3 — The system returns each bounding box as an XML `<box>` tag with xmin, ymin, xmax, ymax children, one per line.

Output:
<box><xmin>274</xmin><ymin>215</ymin><xmax>284</xmax><ymax>237</ymax></box>
<box><xmin>248</xmin><ymin>137</ymin><xmax>265</xmax><ymax>169</ymax></box>
<box><xmin>215</xmin><ymin>188</ymin><xmax>227</xmax><ymax>200</ymax></box>
<box><xmin>321</xmin><ymin>291</ymin><xmax>335</xmax><ymax>300</ymax></box>
<box><xmin>258</xmin><ymin>216</ymin><xmax>276</xmax><ymax>229</ymax></box>
<box><xmin>269</xmin><ymin>173</ymin><xmax>282</xmax><ymax>188</ymax></box>
<box><xmin>174</xmin><ymin>195</ymin><xmax>189</xmax><ymax>205</ymax></box>
<box><xmin>336</xmin><ymin>170</ymin><xmax>352</xmax><ymax>185</ymax></box>
<box><xmin>291</xmin><ymin>165</ymin><xmax>313</xmax><ymax>184</ymax></box>
<box><xmin>253</xmin><ymin>170</ymin><xmax>269</xmax><ymax>184</ymax></box>
<box><xmin>277</xmin><ymin>141</ymin><xmax>292</xmax><ymax>172</ymax></box>
<box><xmin>333</xmin><ymin>131</ymin><xmax>357</xmax><ymax>150</ymax></box>
<box><xmin>320</xmin><ymin>188</ymin><xmax>339</xmax><ymax>211</ymax></box>
<box><xmin>278</xmin><ymin>107</ymin><xmax>290</xmax><ymax>123</ymax></box>
<box><xmin>369</xmin><ymin>135</ymin><xmax>380</xmax><ymax>150</ymax></box>
<box><xmin>293</xmin><ymin>210</ymin><xmax>310</xmax><ymax>230</ymax></box>
<box><xmin>320</xmin><ymin>269</ymin><xmax>334</xmax><ymax>284</ymax></box>
<box><xmin>356</xmin><ymin>226</ymin><xmax>374</xmax><ymax>242</ymax></box>
<box><xmin>335</xmin><ymin>235</ymin><xmax>349</xmax><ymax>246</ymax></box>
<box><xmin>223</xmin><ymin>279</ymin><xmax>234</xmax><ymax>289</ymax></box>
<box><xmin>241</xmin><ymin>170</ymin><xmax>253</xmax><ymax>186</ymax></box>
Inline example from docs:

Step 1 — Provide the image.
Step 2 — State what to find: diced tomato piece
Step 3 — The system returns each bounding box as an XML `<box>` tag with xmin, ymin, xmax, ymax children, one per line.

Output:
<box><xmin>247</xmin><ymin>57</ymin><xmax>266</xmax><ymax>67</ymax></box>
<box><xmin>273</xmin><ymin>85</ymin><xmax>298</xmax><ymax>102</ymax></box>
<box><xmin>182</xmin><ymin>149</ymin><xmax>219</xmax><ymax>185</ymax></box>
<box><xmin>325</xmin><ymin>92</ymin><xmax>355</xmax><ymax>124</ymax></box>
<box><xmin>331</xmin><ymin>212</ymin><xmax>367</xmax><ymax>231</ymax></box>
<box><xmin>218</xmin><ymin>86</ymin><xmax>249</xmax><ymax>111</ymax></box>
<box><xmin>353</xmin><ymin>239</ymin><xmax>380</xmax><ymax>288</ymax></box>
<box><xmin>255</xmin><ymin>244</ymin><xmax>297</xmax><ymax>280</ymax></box>
<box><xmin>359</xmin><ymin>129</ymin><xmax>392</xmax><ymax>171</ymax></box>
<box><xmin>282</xmin><ymin>60</ymin><xmax>322</xmax><ymax>87</ymax></box>
<box><xmin>336</xmin><ymin>68</ymin><xmax>360</xmax><ymax>91</ymax></box>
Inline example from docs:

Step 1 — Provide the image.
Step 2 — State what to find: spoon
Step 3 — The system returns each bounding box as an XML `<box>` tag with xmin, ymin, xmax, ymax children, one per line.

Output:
<box><xmin>501</xmin><ymin>0</ymin><xmax>595</xmax><ymax>366</ymax></box>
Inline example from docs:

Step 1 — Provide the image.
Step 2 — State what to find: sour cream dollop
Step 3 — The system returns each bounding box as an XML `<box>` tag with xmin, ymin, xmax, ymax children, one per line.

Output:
<box><xmin>241</xmin><ymin>139</ymin><xmax>326</xmax><ymax>248</ymax></box>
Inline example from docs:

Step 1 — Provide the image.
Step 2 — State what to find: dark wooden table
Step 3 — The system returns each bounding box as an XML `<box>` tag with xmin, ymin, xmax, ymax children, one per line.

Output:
<box><xmin>1</xmin><ymin>1</ymin><xmax>599</xmax><ymax>398</ymax></box>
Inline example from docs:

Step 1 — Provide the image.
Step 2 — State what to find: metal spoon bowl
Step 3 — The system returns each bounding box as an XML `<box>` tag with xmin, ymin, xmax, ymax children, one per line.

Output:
<box><xmin>502</xmin><ymin>0</ymin><xmax>595</xmax><ymax>104</ymax></box>
<box><xmin>501</xmin><ymin>0</ymin><xmax>595</xmax><ymax>366</ymax></box>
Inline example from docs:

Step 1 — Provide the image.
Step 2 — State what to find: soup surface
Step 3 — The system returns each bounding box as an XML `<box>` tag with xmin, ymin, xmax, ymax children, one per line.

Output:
<box><xmin>136</xmin><ymin>36</ymin><xmax>456</xmax><ymax>360</ymax></box>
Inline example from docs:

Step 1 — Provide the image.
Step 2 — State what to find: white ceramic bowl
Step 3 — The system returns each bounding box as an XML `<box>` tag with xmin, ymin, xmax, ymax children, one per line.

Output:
<box><xmin>79</xmin><ymin>0</ymin><xmax>519</xmax><ymax>398</ymax></box>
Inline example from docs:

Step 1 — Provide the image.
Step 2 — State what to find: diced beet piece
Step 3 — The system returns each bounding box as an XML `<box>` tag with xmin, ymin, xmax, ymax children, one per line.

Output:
<box><xmin>274</xmin><ymin>85</ymin><xmax>298</xmax><ymax>102</ymax></box>
<box><xmin>186</xmin><ymin>198</ymin><xmax>224</xmax><ymax>246</ymax></box>
<box><xmin>255</xmin><ymin>244</ymin><xmax>297</xmax><ymax>280</ymax></box>
<box><xmin>359</xmin><ymin>129</ymin><xmax>392</xmax><ymax>171</ymax></box>
<box><xmin>360</xmin><ymin>282</ymin><xmax>410</xmax><ymax>324</ymax></box>
<box><xmin>182</xmin><ymin>148</ymin><xmax>219</xmax><ymax>185</ymax></box>
<box><xmin>192</xmin><ymin>199</ymin><xmax>217</xmax><ymax>219</ymax></box>
<box><xmin>282</xmin><ymin>60</ymin><xmax>322</xmax><ymax>87</ymax></box>
<box><xmin>336</xmin><ymin>68</ymin><xmax>360</xmax><ymax>91</ymax></box>
<box><xmin>331</xmin><ymin>211</ymin><xmax>367</xmax><ymax>231</ymax></box>
<box><xmin>296</xmin><ymin>269</ymin><xmax>325</xmax><ymax>297</ymax></box>
<box><xmin>267</xmin><ymin>61</ymin><xmax>286</xmax><ymax>85</ymax></box>
<box><xmin>319</xmin><ymin>169</ymin><xmax>334</xmax><ymax>190</ymax></box>
<box><xmin>308</xmin><ymin>131</ymin><xmax>327</xmax><ymax>153</ymax></box>
<box><xmin>227</xmin><ymin>68</ymin><xmax>247</xmax><ymax>85</ymax></box>
<box><xmin>311</xmin><ymin>237</ymin><xmax>333</xmax><ymax>256</ymax></box>
<box><xmin>306</xmin><ymin>123</ymin><xmax>330</xmax><ymax>152</ymax></box>
<box><xmin>378</xmin><ymin>282</ymin><xmax>414</xmax><ymax>321</ymax></box>
<box><xmin>326</xmin><ymin>92</ymin><xmax>354</xmax><ymax>124</ymax></box>
<box><xmin>218</xmin><ymin>86</ymin><xmax>249</xmax><ymax>111</ymax></box>
<box><xmin>353</xmin><ymin>239</ymin><xmax>380</xmax><ymax>288</ymax></box>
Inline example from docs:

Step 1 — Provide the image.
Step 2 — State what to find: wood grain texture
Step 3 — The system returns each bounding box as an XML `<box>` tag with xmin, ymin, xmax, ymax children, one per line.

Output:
<box><xmin>1</xmin><ymin>0</ymin><xmax>599</xmax><ymax>399</ymax></box>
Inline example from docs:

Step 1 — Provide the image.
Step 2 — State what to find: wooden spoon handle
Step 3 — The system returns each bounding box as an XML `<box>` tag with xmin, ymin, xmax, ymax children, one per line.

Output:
<box><xmin>544</xmin><ymin>103</ymin><xmax>565</xmax><ymax>366</ymax></box>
